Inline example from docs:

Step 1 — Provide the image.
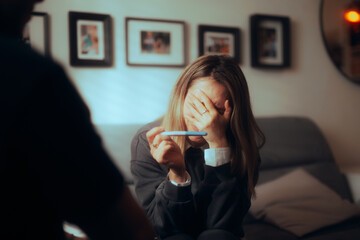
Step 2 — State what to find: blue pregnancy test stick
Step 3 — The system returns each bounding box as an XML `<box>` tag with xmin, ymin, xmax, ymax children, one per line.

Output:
<box><xmin>160</xmin><ymin>131</ymin><xmax>207</xmax><ymax>136</ymax></box>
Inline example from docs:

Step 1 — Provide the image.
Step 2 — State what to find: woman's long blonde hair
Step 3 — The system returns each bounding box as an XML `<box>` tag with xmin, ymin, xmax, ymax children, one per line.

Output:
<box><xmin>162</xmin><ymin>55</ymin><xmax>265</xmax><ymax>197</ymax></box>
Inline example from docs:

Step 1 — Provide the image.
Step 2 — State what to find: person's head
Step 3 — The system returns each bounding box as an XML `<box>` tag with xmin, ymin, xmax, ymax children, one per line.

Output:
<box><xmin>182</xmin><ymin>76</ymin><xmax>231</xmax><ymax>149</ymax></box>
<box><xmin>0</xmin><ymin>0</ymin><xmax>43</xmax><ymax>37</ymax></box>
<box><xmin>162</xmin><ymin>54</ymin><xmax>265</xmax><ymax>197</ymax></box>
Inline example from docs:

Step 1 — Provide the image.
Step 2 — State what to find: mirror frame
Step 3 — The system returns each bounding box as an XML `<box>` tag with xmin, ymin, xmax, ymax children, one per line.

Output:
<box><xmin>320</xmin><ymin>0</ymin><xmax>360</xmax><ymax>85</ymax></box>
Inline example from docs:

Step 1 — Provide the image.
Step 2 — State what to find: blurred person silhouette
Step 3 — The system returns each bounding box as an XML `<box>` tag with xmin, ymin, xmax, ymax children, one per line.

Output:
<box><xmin>0</xmin><ymin>0</ymin><xmax>154</xmax><ymax>239</ymax></box>
<box><xmin>131</xmin><ymin>55</ymin><xmax>265</xmax><ymax>240</ymax></box>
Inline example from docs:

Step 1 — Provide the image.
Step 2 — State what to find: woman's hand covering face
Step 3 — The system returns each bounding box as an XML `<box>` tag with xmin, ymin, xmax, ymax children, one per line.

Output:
<box><xmin>183</xmin><ymin>77</ymin><xmax>232</xmax><ymax>148</ymax></box>
<box><xmin>184</xmin><ymin>89</ymin><xmax>232</xmax><ymax>148</ymax></box>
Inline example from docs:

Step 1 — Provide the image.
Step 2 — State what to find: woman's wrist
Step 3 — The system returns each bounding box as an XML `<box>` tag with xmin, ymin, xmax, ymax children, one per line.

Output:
<box><xmin>168</xmin><ymin>171</ymin><xmax>191</xmax><ymax>187</ymax></box>
<box><xmin>169</xmin><ymin>169</ymin><xmax>188</xmax><ymax>183</ymax></box>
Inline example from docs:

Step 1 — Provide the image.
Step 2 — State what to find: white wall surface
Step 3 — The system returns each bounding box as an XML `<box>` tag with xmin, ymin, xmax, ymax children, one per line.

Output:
<box><xmin>33</xmin><ymin>0</ymin><xmax>360</xmax><ymax>171</ymax></box>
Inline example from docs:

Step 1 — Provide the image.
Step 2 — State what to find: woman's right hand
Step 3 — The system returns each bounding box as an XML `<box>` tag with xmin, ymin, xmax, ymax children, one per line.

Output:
<box><xmin>146</xmin><ymin>127</ymin><xmax>187</xmax><ymax>182</ymax></box>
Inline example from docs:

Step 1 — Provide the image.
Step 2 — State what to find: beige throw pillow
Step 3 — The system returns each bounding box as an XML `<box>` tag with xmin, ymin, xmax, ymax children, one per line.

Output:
<box><xmin>250</xmin><ymin>168</ymin><xmax>360</xmax><ymax>237</ymax></box>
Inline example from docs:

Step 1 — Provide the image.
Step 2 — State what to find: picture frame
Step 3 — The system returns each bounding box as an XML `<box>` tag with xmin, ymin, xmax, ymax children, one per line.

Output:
<box><xmin>250</xmin><ymin>14</ymin><xmax>290</xmax><ymax>68</ymax></box>
<box><xmin>69</xmin><ymin>11</ymin><xmax>112</xmax><ymax>67</ymax></box>
<box><xmin>23</xmin><ymin>12</ymin><xmax>50</xmax><ymax>57</ymax></box>
<box><xmin>126</xmin><ymin>17</ymin><xmax>186</xmax><ymax>67</ymax></box>
<box><xmin>198</xmin><ymin>25</ymin><xmax>240</xmax><ymax>63</ymax></box>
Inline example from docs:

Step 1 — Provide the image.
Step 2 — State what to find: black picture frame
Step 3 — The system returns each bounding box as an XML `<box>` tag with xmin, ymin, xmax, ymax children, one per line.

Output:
<box><xmin>198</xmin><ymin>25</ymin><xmax>240</xmax><ymax>63</ymax></box>
<box><xmin>69</xmin><ymin>11</ymin><xmax>112</xmax><ymax>67</ymax></box>
<box><xmin>250</xmin><ymin>14</ymin><xmax>290</xmax><ymax>68</ymax></box>
<box><xmin>23</xmin><ymin>12</ymin><xmax>50</xmax><ymax>57</ymax></box>
<box><xmin>125</xmin><ymin>17</ymin><xmax>186</xmax><ymax>67</ymax></box>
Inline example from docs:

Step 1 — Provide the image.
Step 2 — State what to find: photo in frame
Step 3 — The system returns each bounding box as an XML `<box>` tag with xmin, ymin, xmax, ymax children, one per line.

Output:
<box><xmin>69</xmin><ymin>11</ymin><xmax>112</xmax><ymax>66</ymax></box>
<box><xmin>22</xmin><ymin>12</ymin><xmax>50</xmax><ymax>56</ymax></box>
<box><xmin>126</xmin><ymin>17</ymin><xmax>186</xmax><ymax>67</ymax></box>
<box><xmin>198</xmin><ymin>25</ymin><xmax>240</xmax><ymax>63</ymax></box>
<box><xmin>250</xmin><ymin>14</ymin><xmax>290</xmax><ymax>68</ymax></box>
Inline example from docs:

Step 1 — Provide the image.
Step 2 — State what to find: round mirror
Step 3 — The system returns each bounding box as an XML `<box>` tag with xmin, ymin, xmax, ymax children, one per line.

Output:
<box><xmin>320</xmin><ymin>0</ymin><xmax>360</xmax><ymax>84</ymax></box>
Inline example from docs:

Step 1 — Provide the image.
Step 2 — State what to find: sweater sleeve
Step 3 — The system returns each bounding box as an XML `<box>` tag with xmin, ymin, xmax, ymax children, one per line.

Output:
<box><xmin>130</xmin><ymin>128</ymin><xmax>198</xmax><ymax>238</ymax></box>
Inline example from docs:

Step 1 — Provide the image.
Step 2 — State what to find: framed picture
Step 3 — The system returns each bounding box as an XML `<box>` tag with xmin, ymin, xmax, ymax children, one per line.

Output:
<box><xmin>69</xmin><ymin>11</ymin><xmax>112</xmax><ymax>67</ymax></box>
<box><xmin>250</xmin><ymin>14</ymin><xmax>290</xmax><ymax>68</ymax></box>
<box><xmin>22</xmin><ymin>12</ymin><xmax>50</xmax><ymax>56</ymax></box>
<box><xmin>198</xmin><ymin>25</ymin><xmax>240</xmax><ymax>63</ymax></box>
<box><xmin>126</xmin><ymin>17</ymin><xmax>186</xmax><ymax>67</ymax></box>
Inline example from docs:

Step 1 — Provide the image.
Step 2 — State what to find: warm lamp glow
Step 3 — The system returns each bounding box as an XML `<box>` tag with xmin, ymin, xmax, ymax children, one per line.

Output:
<box><xmin>345</xmin><ymin>10</ymin><xmax>360</xmax><ymax>23</ymax></box>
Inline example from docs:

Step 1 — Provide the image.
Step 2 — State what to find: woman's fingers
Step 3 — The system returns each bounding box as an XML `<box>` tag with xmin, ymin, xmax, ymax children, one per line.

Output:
<box><xmin>152</xmin><ymin>139</ymin><xmax>181</xmax><ymax>166</ymax></box>
<box><xmin>193</xmin><ymin>89</ymin><xmax>217</xmax><ymax>113</ymax></box>
<box><xmin>185</xmin><ymin>101</ymin><xmax>202</xmax><ymax>120</ymax></box>
<box><xmin>147</xmin><ymin>127</ymin><xmax>185</xmax><ymax>171</ymax></box>
<box><xmin>146</xmin><ymin>126</ymin><xmax>165</xmax><ymax>146</ymax></box>
<box><xmin>152</xmin><ymin>134</ymin><xmax>171</xmax><ymax>149</ymax></box>
<box><xmin>188</xmin><ymin>92</ymin><xmax>211</xmax><ymax>115</ymax></box>
<box><xmin>146</xmin><ymin>126</ymin><xmax>175</xmax><ymax>159</ymax></box>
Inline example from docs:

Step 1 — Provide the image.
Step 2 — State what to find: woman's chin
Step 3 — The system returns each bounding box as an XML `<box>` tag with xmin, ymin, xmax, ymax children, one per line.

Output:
<box><xmin>187</xmin><ymin>136</ymin><xmax>206</xmax><ymax>147</ymax></box>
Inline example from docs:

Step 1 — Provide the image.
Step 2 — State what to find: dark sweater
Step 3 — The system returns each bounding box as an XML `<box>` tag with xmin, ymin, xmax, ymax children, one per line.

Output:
<box><xmin>0</xmin><ymin>34</ymin><xmax>126</xmax><ymax>240</ymax></box>
<box><xmin>131</xmin><ymin>120</ymin><xmax>254</xmax><ymax>239</ymax></box>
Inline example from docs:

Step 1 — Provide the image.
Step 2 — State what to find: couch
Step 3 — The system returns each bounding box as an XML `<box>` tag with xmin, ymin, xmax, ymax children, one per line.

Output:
<box><xmin>95</xmin><ymin>116</ymin><xmax>360</xmax><ymax>240</ymax></box>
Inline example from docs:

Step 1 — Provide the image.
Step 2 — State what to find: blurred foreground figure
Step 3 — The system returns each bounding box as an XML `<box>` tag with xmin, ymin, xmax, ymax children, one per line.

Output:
<box><xmin>0</xmin><ymin>0</ymin><xmax>154</xmax><ymax>239</ymax></box>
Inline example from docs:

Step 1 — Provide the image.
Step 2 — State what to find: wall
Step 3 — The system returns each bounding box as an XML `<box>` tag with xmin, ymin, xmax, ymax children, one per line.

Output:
<box><xmin>34</xmin><ymin>0</ymin><xmax>360</xmax><ymax>172</ymax></box>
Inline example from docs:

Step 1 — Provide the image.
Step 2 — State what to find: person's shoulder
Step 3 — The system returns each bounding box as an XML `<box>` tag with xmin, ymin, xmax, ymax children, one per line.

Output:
<box><xmin>0</xmin><ymin>35</ymin><xmax>63</xmax><ymax>76</ymax></box>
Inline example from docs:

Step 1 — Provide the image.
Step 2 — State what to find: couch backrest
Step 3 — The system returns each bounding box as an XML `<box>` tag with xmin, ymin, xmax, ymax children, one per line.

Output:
<box><xmin>95</xmin><ymin>124</ymin><xmax>142</xmax><ymax>184</ymax></box>
<box><xmin>256</xmin><ymin>116</ymin><xmax>353</xmax><ymax>201</ymax></box>
<box><xmin>256</xmin><ymin>116</ymin><xmax>335</xmax><ymax>170</ymax></box>
<box><xmin>95</xmin><ymin>117</ymin><xmax>353</xmax><ymax>201</ymax></box>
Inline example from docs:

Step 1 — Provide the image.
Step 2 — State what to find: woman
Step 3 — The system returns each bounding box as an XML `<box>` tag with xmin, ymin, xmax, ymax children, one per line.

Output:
<box><xmin>131</xmin><ymin>55</ymin><xmax>265</xmax><ymax>240</ymax></box>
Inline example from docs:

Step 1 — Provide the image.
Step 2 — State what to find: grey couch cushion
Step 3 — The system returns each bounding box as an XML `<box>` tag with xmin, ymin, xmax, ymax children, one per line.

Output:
<box><xmin>249</xmin><ymin>168</ymin><xmax>360</xmax><ymax>237</ymax></box>
<box><xmin>257</xmin><ymin>163</ymin><xmax>353</xmax><ymax>201</ymax></box>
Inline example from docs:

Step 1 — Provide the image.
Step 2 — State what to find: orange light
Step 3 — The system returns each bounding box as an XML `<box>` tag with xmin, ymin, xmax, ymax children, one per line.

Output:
<box><xmin>345</xmin><ymin>10</ymin><xmax>360</xmax><ymax>23</ymax></box>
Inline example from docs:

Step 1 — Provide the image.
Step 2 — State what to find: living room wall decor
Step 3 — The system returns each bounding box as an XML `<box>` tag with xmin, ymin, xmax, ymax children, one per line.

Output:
<box><xmin>23</xmin><ymin>12</ymin><xmax>50</xmax><ymax>57</ymax></box>
<box><xmin>69</xmin><ymin>11</ymin><xmax>113</xmax><ymax>67</ymax></box>
<box><xmin>250</xmin><ymin>14</ymin><xmax>290</xmax><ymax>68</ymax></box>
<box><xmin>198</xmin><ymin>25</ymin><xmax>240</xmax><ymax>63</ymax></box>
<box><xmin>125</xmin><ymin>17</ymin><xmax>186</xmax><ymax>67</ymax></box>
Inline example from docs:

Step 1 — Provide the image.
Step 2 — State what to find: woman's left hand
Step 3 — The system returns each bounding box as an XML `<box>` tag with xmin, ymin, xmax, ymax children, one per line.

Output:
<box><xmin>184</xmin><ymin>89</ymin><xmax>232</xmax><ymax>148</ymax></box>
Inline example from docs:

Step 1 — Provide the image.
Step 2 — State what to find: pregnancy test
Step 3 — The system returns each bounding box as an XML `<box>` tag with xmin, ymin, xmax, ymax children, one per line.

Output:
<box><xmin>160</xmin><ymin>131</ymin><xmax>207</xmax><ymax>136</ymax></box>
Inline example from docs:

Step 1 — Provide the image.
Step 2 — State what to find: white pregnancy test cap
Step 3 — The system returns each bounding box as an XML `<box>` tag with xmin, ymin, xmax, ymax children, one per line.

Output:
<box><xmin>160</xmin><ymin>131</ymin><xmax>207</xmax><ymax>136</ymax></box>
